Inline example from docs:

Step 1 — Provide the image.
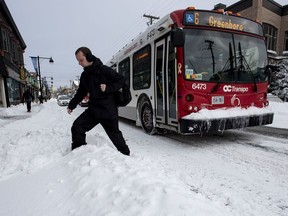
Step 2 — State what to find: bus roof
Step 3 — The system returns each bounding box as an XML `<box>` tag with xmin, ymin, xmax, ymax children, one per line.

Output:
<box><xmin>107</xmin><ymin>8</ymin><xmax>263</xmax><ymax>67</ymax></box>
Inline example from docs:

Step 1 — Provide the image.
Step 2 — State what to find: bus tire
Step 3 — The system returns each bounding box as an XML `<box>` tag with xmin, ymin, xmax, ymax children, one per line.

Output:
<box><xmin>139</xmin><ymin>100</ymin><xmax>157</xmax><ymax>135</ymax></box>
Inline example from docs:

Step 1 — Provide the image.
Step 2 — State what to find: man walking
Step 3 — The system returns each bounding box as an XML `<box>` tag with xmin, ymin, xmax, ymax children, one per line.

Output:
<box><xmin>22</xmin><ymin>87</ymin><xmax>34</xmax><ymax>112</ymax></box>
<box><xmin>67</xmin><ymin>47</ymin><xmax>130</xmax><ymax>156</ymax></box>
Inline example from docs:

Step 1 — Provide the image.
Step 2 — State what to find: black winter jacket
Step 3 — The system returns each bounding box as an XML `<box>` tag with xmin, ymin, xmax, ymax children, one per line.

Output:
<box><xmin>23</xmin><ymin>90</ymin><xmax>34</xmax><ymax>102</ymax></box>
<box><xmin>68</xmin><ymin>58</ymin><xmax>126</xmax><ymax>118</ymax></box>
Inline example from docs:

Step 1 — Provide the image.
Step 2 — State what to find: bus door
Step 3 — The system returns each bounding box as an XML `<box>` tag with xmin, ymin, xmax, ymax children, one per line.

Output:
<box><xmin>155</xmin><ymin>40</ymin><xmax>166</xmax><ymax>124</ymax></box>
<box><xmin>166</xmin><ymin>38</ymin><xmax>177</xmax><ymax>126</ymax></box>
<box><xmin>155</xmin><ymin>38</ymin><xmax>177</xmax><ymax>127</ymax></box>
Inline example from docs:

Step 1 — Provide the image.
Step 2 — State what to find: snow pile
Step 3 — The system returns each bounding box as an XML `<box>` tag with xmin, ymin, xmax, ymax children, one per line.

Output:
<box><xmin>268</xmin><ymin>100</ymin><xmax>288</xmax><ymax>129</ymax></box>
<box><xmin>0</xmin><ymin>145</ymin><xmax>231</xmax><ymax>216</ymax></box>
<box><xmin>182</xmin><ymin>105</ymin><xmax>272</xmax><ymax>120</ymax></box>
<box><xmin>0</xmin><ymin>100</ymin><xmax>234</xmax><ymax>216</ymax></box>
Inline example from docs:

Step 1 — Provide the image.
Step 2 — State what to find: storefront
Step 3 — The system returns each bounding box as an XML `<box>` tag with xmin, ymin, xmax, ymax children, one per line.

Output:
<box><xmin>6</xmin><ymin>77</ymin><xmax>24</xmax><ymax>105</ymax></box>
<box><xmin>0</xmin><ymin>75</ymin><xmax>5</xmax><ymax>107</ymax></box>
<box><xmin>0</xmin><ymin>57</ymin><xmax>8</xmax><ymax>107</ymax></box>
<box><xmin>0</xmin><ymin>61</ymin><xmax>25</xmax><ymax>107</ymax></box>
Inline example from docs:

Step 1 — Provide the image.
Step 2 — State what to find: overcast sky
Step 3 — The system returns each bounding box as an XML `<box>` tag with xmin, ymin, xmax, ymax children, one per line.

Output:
<box><xmin>5</xmin><ymin>0</ymin><xmax>288</xmax><ymax>88</ymax></box>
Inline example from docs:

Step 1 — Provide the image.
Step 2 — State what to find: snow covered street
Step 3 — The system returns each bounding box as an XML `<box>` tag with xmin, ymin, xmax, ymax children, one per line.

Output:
<box><xmin>0</xmin><ymin>99</ymin><xmax>287</xmax><ymax>216</ymax></box>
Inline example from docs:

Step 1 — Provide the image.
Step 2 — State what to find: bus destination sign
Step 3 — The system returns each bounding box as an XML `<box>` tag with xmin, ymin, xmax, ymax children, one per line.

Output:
<box><xmin>183</xmin><ymin>11</ymin><xmax>263</xmax><ymax>36</ymax></box>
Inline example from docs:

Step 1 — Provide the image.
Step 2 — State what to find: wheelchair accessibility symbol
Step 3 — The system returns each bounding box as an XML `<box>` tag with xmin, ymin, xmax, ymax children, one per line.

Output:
<box><xmin>185</xmin><ymin>14</ymin><xmax>194</xmax><ymax>23</ymax></box>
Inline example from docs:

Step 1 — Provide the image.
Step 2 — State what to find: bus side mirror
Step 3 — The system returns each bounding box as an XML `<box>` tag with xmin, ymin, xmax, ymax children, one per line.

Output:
<box><xmin>268</xmin><ymin>67</ymin><xmax>272</xmax><ymax>84</ymax></box>
<box><xmin>171</xmin><ymin>28</ymin><xmax>185</xmax><ymax>47</ymax></box>
<box><xmin>266</xmin><ymin>66</ymin><xmax>273</xmax><ymax>84</ymax></box>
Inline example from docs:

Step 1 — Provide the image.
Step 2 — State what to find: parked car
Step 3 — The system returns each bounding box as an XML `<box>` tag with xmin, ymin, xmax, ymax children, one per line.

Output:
<box><xmin>57</xmin><ymin>94</ymin><xmax>67</xmax><ymax>100</ymax></box>
<box><xmin>57</xmin><ymin>95</ymin><xmax>71</xmax><ymax>106</ymax></box>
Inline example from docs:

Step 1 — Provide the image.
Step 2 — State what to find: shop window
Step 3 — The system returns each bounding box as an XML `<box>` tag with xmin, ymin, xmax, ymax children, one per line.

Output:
<box><xmin>285</xmin><ymin>31</ymin><xmax>288</xmax><ymax>51</ymax></box>
<box><xmin>263</xmin><ymin>23</ymin><xmax>277</xmax><ymax>51</ymax></box>
<box><xmin>1</xmin><ymin>28</ymin><xmax>10</xmax><ymax>52</ymax></box>
<box><xmin>7</xmin><ymin>78</ymin><xmax>20</xmax><ymax>104</ymax></box>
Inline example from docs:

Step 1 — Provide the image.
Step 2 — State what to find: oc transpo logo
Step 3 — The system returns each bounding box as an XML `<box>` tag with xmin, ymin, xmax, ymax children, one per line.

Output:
<box><xmin>223</xmin><ymin>85</ymin><xmax>249</xmax><ymax>93</ymax></box>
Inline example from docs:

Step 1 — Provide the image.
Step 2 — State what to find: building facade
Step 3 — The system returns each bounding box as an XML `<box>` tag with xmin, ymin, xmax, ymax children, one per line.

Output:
<box><xmin>0</xmin><ymin>0</ymin><xmax>31</xmax><ymax>107</ymax></box>
<box><xmin>219</xmin><ymin>0</ymin><xmax>288</xmax><ymax>61</ymax></box>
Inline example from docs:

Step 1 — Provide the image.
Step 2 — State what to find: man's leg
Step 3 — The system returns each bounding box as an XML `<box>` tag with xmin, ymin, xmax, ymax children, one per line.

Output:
<box><xmin>71</xmin><ymin>109</ymin><xmax>97</xmax><ymax>150</ymax></box>
<box><xmin>27</xmin><ymin>102</ymin><xmax>31</xmax><ymax>112</ymax></box>
<box><xmin>101</xmin><ymin>118</ymin><xmax>130</xmax><ymax>155</ymax></box>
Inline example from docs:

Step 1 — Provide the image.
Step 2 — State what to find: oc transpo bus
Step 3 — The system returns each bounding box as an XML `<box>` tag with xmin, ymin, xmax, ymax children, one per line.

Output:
<box><xmin>107</xmin><ymin>6</ymin><xmax>274</xmax><ymax>134</ymax></box>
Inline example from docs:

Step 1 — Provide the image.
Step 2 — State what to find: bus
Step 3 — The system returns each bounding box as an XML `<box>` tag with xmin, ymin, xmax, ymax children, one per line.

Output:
<box><xmin>107</xmin><ymin>7</ymin><xmax>274</xmax><ymax>134</ymax></box>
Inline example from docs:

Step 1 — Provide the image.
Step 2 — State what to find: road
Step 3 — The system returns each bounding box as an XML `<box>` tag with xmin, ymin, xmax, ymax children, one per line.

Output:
<box><xmin>119</xmin><ymin>117</ymin><xmax>288</xmax><ymax>216</ymax></box>
<box><xmin>244</xmin><ymin>125</ymin><xmax>288</xmax><ymax>139</ymax></box>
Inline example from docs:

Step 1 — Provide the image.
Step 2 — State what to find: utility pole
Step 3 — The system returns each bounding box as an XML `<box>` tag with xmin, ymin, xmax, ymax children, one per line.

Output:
<box><xmin>143</xmin><ymin>14</ymin><xmax>160</xmax><ymax>26</ymax></box>
<box><xmin>30</xmin><ymin>56</ymin><xmax>54</xmax><ymax>103</ymax></box>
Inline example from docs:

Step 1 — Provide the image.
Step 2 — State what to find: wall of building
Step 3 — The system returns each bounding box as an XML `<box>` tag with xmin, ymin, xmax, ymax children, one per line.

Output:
<box><xmin>0</xmin><ymin>0</ymin><xmax>27</xmax><ymax>107</ymax></box>
<box><xmin>279</xmin><ymin>15</ymin><xmax>288</xmax><ymax>54</ymax></box>
<box><xmin>226</xmin><ymin>0</ymin><xmax>288</xmax><ymax>57</ymax></box>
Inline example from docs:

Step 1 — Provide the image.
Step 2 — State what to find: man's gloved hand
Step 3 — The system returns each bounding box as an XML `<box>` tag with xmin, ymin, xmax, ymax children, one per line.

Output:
<box><xmin>67</xmin><ymin>108</ymin><xmax>73</xmax><ymax>115</ymax></box>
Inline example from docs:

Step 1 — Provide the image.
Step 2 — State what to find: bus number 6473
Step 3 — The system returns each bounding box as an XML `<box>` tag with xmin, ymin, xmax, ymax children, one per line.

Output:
<box><xmin>192</xmin><ymin>83</ymin><xmax>207</xmax><ymax>90</ymax></box>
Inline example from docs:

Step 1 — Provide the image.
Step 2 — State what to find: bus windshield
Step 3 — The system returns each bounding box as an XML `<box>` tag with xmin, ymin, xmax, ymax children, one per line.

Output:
<box><xmin>184</xmin><ymin>29</ymin><xmax>268</xmax><ymax>83</ymax></box>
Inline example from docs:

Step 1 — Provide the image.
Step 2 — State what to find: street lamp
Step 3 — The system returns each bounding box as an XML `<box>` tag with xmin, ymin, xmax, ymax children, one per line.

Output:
<box><xmin>30</xmin><ymin>56</ymin><xmax>54</xmax><ymax>102</ymax></box>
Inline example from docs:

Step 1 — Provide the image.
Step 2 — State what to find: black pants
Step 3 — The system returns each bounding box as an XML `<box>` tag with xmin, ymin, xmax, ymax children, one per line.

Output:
<box><xmin>26</xmin><ymin>101</ymin><xmax>31</xmax><ymax>112</ymax></box>
<box><xmin>71</xmin><ymin>109</ymin><xmax>130</xmax><ymax>155</ymax></box>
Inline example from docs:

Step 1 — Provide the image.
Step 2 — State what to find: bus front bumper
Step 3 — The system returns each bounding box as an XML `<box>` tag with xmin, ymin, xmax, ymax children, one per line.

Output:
<box><xmin>179</xmin><ymin>112</ymin><xmax>274</xmax><ymax>134</ymax></box>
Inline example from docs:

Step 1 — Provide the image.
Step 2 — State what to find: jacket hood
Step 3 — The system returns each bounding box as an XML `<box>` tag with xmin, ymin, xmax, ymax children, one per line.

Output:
<box><xmin>83</xmin><ymin>57</ymin><xmax>103</xmax><ymax>74</ymax></box>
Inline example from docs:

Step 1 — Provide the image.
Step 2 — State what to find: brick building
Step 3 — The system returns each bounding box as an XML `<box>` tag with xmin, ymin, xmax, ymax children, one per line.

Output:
<box><xmin>217</xmin><ymin>0</ymin><xmax>288</xmax><ymax>61</ymax></box>
<box><xmin>0</xmin><ymin>0</ymin><xmax>28</xmax><ymax>107</ymax></box>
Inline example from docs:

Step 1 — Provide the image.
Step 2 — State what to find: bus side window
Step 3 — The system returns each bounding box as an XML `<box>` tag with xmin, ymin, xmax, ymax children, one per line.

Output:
<box><xmin>119</xmin><ymin>57</ymin><xmax>131</xmax><ymax>88</ymax></box>
<box><xmin>133</xmin><ymin>45</ymin><xmax>151</xmax><ymax>90</ymax></box>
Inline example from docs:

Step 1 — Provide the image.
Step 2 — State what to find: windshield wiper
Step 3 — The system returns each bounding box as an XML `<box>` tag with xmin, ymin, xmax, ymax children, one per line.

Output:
<box><xmin>212</xmin><ymin>43</ymin><xmax>234</xmax><ymax>93</ymax></box>
<box><xmin>237</xmin><ymin>42</ymin><xmax>257</xmax><ymax>92</ymax></box>
<box><xmin>205</xmin><ymin>40</ymin><xmax>215</xmax><ymax>74</ymax></box>
<box><xmin>222</xmin><ymin>43</ymin><xmax>235</xmax><ymax>74</ymax></box>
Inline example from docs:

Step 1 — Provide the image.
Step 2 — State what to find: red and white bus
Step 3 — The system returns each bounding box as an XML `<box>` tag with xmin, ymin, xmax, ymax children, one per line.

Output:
<box><xmin>107</xmin><ymin>7</ymin><xmax>274</xmax><ymax>134</ymax></box>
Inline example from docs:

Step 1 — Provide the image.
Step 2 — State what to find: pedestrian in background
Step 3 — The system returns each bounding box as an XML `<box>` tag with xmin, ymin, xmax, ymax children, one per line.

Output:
<box><xmin>38</xmin><ymin>95</ymin><xmax>44</xmax><ymax>104</ymax></box>
<box><xmin>67</xmin><ymin>47</ymin><xmax>130</xmax><ymax>156</ymax></box>
<box><xmin>22</xmin><ymin>87</ymin><xmax>34</xmax><ymax>112</ymax></box>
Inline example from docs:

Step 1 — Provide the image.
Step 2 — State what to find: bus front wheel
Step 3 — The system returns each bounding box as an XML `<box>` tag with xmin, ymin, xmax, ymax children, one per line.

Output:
<box><xmin>140</xmin><ymin>100</ymin><xmax>157</xmax><ymax>135</ymax></box>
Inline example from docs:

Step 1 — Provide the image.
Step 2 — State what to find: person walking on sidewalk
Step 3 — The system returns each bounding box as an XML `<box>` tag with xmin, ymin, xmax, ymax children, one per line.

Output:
<box><xmin>22</xmin><ymin>87</ymin><xmax>34</xmax><ymax>112</ymax></box>
<box><xmin>67</xmin><ymin>47</ymin><xmax>130</xmax><ymax>156</ymax></box>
